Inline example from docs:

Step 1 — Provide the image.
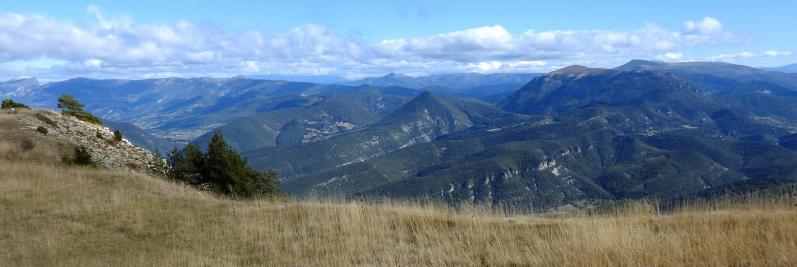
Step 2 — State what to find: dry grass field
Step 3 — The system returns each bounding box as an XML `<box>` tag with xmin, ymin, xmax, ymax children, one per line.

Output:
<box><xmin>1</xmin><ymin>160</ymin><xmax>795</xmax><ymax>266</ymax></box>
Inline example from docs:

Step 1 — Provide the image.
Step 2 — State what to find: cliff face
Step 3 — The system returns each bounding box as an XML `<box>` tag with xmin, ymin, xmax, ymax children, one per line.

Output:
<box><xmin>6</xmin><ymin>108</ymin><xmax>156</xmax><ymax>171</ymax></box>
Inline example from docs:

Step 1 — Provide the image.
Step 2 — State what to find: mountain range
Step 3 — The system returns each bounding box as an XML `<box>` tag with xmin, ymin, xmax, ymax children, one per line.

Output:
<box><xmin>3</xmin><ymin>72</ymin><xmax>534</xmax><ymax>144</ymax></box>
<box><xmin>249</xmin><ymin>60</ymin><xmax>797</xmax><ymax>209</ymax></box>
<box><xmin>343</xmin><ymin>72</ymin><xmax>539</xmax><ymax>102</ymax></box>
<box><xmin>766</xmin><ymin>63</ymin><xmax>797</xmax><ymax>73</ymax></box>
<box><xmin>3</xmin><ymin>60</ymin><xmax>797</xmax><ymax>210</ymax></box>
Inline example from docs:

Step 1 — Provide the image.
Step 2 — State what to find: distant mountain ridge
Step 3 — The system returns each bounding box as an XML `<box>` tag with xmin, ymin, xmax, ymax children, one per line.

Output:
<box><xmin>343</xmin><ymin>72</ymin><xmax>540</xmax><ymax>101</ymax></box>
<box><xmin>616</xmin><ymin>60</ymin><xmax>797</xmax><ymax>92</ymax></box>
<box><xmin>102</xmin><ymin>120</ymin><xmax>177</xmax><ymax>153</ymax></box>
<box><xmin>3</xmin><ymin>73</ymin><xmax>536</xmax><ymax>144</ymax></box>
<box><xmin>499</xmin><ymin>68</ymin><xmax>716</xmax><ymax>117</ymax></box>
<box><xmin>616</xmin><ymin>60</ymin><xmax>797</xmax><ymax>125</ymax></box>
<box><xmin>0</xmin><ymin>78</ymin><xmax>39</xmax><ymax>98</ymax></box>
<box><xmin>4</xmin><ymin>77</ymin><xmax>422</xmax><ymax>144</ymax></box>
<box><xmin>346</xmin><ymin>72</ymin><xmax>538</xmax><ymax>89</ymax></box>
<box><xmin>766</xmin><ymin>63</ymin><xmax>797</xmax><ymax>73</ymax></box>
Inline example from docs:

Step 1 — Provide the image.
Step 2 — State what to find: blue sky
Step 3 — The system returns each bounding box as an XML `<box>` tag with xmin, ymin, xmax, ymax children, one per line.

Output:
<box><xmin>0</xmin><ymin>0</ymin><xmax>795</xmax><ymax>80</ymax></box>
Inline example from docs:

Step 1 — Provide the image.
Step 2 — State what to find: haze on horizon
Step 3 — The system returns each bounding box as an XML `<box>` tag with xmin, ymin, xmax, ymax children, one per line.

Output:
<box><xmin>0</xmin><ymin>0</ymin><xmax>795</xmax><ymax>81</ymax></box>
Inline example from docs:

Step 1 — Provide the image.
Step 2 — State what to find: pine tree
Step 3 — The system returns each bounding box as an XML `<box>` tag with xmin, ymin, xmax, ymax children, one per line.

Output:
<box><xmin>182</xmin><ymin>143</ymin><xmax>206</xmax><ymax>184</ymax></box>
<box><xmin>167</xmin><ymin>144</ymin><xmax>206</xmax><ymax>185</ymax></box>
<box><xmin>57</xmin><ymin>94</ymin><xmax>103</xmax><ymax>125</ymax></box>
<box><xmin>205</xmin><ymin>131</ymin><xmax>254</xmax><ymax>196</ymax></box>
<box><xmin>57</xmin><ymin>95</ymin><xmax>84</xmax><ymax>111</ymax></box>
<box><xmin>166</xmin><ymin>147</ymin><xmax>187</xmax><ymax>180</ymax></box>
<box><xmin>165</xmin><ymin>132</ymin><xmax>279</xmax><ymax>198</ymax></box>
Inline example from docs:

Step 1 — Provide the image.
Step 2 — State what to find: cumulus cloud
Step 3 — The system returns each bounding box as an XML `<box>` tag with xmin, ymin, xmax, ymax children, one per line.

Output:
<box><xmin>656</xmin><ymin>52</ymin><xmax>684</xmax><ymax>61</ymax></box>
<box><xmin>375</xmin><ymin>17</ymin><xmax>739</xmax><ymax>64</ymax></box>
<box><xmin>684</xmin><ymin>17</ymin><xmax>723</xmax><ymax>34</ymax></box>
<box><xmin>765</xmin><ymin>50</ymin><xmax>792</xmax><ymax>57</ymax></box>
<box><xmin>0</xmin><ymin>9</ymin><xmax>744</xmax><ymax>81</ymax></box>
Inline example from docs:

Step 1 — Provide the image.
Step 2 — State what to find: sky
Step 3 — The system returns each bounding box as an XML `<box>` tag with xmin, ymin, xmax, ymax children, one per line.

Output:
<box><xmin>0</xmin><ymin>0</ymin><xmax>795</xmax><ymax>81</ymax></box>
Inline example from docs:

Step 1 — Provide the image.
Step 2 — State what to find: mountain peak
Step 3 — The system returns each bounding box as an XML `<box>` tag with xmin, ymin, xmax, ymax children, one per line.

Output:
<box><xmin>551</xmin><ymin>65</ymin><xmax>605</xmax><ymax>75</ymax></box>
<box><xmin>385</xmin><ymin>91</ymin><xmax>468</xmax><ymax>122</ymax></box>
<box><xmin>766</xmin><ymin>63</ymin><xmax>797</xmax><ymax>73</ymax></box>
<box><xmin>417</xmin><ymin>90</ymin><xmax>434</xmax><ymax>97</ymax></box>
<box><xmin>616</xmin><ymin>59</ymin><xmax>761</xmax><ymax>73</ymax></box>
<box><xmin>4</xmin><ymin>77</ymin><xmax>39</xmax><ymax>84</ymax></box>
<box><xmin>499</xmin><ymin>66</ymin><xmax>713</xmax><ymax>115</ymax></box>
<box><xmin>405</xmin><ymin>91</ymin><xmax>444</xmax><ymax>106</ymax></box>
<box><xmin>383</xmin><ymin>73</ymin><xmax>410</xmax><ymax>79</ymax></box>
<box><xmin>618</xmin><ymin>59</ymin><xmax>667</xmax><ymax>70</ymax></box>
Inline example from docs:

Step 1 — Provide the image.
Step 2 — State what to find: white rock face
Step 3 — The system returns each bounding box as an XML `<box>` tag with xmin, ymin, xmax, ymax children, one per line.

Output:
<box><xmin>537</xmin><ymin>158</ymin><xmax>557</xmax><ymax>171</ymax></box>
<box><xmin>17</xmin><ymin>110</ymin><xmax>156</xmax><ymax>171</ymax></box>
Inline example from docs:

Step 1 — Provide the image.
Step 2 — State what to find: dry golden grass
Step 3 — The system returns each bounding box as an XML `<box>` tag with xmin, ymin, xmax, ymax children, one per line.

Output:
<box><xmin>1</xmin><ymin>161</ymin><xmax>795</xmax><ymax>266</ymax></box>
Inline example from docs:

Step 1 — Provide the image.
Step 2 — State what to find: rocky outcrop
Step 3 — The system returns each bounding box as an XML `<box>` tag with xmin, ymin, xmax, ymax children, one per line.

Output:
<box><xmin>16</xmin><ymin>109</ymin><xmax>156</xmax><ymax>171</ymax></box>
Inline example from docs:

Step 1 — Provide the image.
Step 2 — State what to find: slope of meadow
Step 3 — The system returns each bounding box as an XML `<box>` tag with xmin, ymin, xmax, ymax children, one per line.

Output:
<box><xmin>1</xmin><ymin>160</ymin><xmax>795</xmax><ymax>266</ymax></box>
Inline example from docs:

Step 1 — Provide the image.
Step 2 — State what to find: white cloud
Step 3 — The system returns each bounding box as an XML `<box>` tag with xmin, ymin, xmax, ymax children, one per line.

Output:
<box><xmin>242</xmin><ymin>61</ymin><xmax>260</xmax><ymax>73</ymax></box>
<box><xmin>684</xmin><ymin>17</ymin><xmax>722</xmax><ymax>34</ymax></box>
<box><xmin>656</xmin><ymin>52</ymin><xmax>684</xmax><ymax>61</ymax></box>
<box><xmin>465</xmin><ymin>60</ymin><xmax>547</xmax><ymax>72</ymax></box>
<box><xmin>83</xmin><ymin>58</ymin><xmax>102</xmax><ymax>68</ymax></box>
<box><xmin>0</xmin><ymin>10</ymin><xmax>744</xmax><ymax>81</ymax></box>
<box><xmin>765</xmin><ymin>50</ymin><xmax>792</xmax><ymax>57</ymax></box>
<box><xmin>375</xmin><ymin>25</ymin><xmax>514</xmax><ymax>61</ymax></box>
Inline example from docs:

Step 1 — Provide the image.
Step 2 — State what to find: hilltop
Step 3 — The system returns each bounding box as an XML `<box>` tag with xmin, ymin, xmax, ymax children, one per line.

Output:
<box><xmin>1</xmin><ymin>108</ymin><xmax>156</xmax><ymax>170</ymax></box>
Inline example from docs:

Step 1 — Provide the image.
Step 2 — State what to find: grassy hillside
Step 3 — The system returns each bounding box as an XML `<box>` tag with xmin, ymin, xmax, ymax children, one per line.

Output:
<box><xmin>1</xmin><ymin>161</ymin><xmax>795</xmax><ymax>266</ymax></box>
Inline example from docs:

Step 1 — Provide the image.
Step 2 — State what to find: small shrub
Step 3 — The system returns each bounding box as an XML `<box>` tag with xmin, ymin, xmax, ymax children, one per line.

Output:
<box><xmin>96</xmin><ymin>129</ymin><xmax>104</xmax><ymax>140</ymax></box>
<box><xmin>34</xmin><ymin>113</ymin><xmax>57</xmax><ymax>127</ymax></box>
<box><xmin>36</xmin><ymin>126</ymin><xmax>48</xmax><ymax>135</ymax></box>
<box><xmin>63</xmin><ymin>110</ymin><xmax>103</xmax><ymax>125</ymax></box>
<box><xmin>20</xmin><ymin>139</ymin><xmax>35</xmax><ymax>151</ymax></box>
<box><xmin>125</xmin><ymin>162</ymin><xmax>141</xmax><ymax>170</ymax></box>
<box><xmin>113</xmin><ymin>130</ymin><xmax>123</xmax><ymax>142</ymax></box>
<box><xmin>63</xmin><ymin>145</ymin><xmax>95</xmax><ymax>167</ymax></box>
